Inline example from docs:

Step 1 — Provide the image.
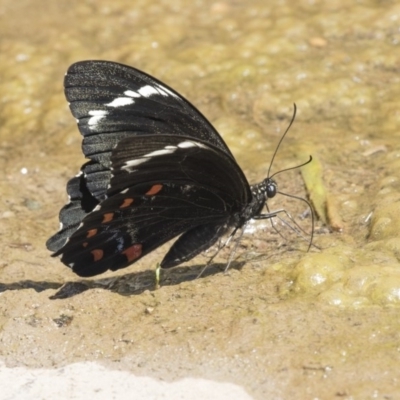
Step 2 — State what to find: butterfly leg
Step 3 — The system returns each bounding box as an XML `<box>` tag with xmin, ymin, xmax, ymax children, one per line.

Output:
<box><xmin>195</xmin><ymin>229</ymin><xmax>237</xmax><ymax>278</ymax></box>
<box><xmin>224</xmin><ymin>224</ymin><xmax>246</xmax><ymax>273</ymax></box>
<box><xmin>195</xmin><ymin>224</ymin><xmax>243</xmax><ymax>278</ymax></box>
<box><xmin>255</xmin><ymin>208</ymin><xmax>313</xmax><ymax>250</ymax></box>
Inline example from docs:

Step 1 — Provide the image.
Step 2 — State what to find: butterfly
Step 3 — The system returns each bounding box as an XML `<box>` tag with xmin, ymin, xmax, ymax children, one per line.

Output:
<box><xmin>47</xmin><ymin>60</ymin><xmax>305</xmax><ymax>278</ymax></box>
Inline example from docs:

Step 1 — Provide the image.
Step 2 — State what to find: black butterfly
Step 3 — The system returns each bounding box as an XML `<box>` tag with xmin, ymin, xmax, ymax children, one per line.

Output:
<box><xmin>47</xmin><ymin>60</ymin><xmax>298</xmax><ymax>277</ymax></box>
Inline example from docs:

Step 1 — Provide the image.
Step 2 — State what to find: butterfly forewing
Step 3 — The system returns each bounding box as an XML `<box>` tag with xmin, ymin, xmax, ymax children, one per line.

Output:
<box><xmin>65</xmin><ymin>61</ymin><xmax>234</xmax><ymax>160</ymax></box>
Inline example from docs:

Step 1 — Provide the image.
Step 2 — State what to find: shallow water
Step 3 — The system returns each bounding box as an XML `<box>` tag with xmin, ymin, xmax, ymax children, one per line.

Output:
<box><xmin>1</xmin><ymin>0</ymin><xmax>400</xmax><ymax>398</ymax></box>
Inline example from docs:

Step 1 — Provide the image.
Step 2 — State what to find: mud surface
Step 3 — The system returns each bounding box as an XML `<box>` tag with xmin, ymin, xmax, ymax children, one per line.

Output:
<box><xmin>1</xmin><ymin>1</ymin><xmax>400</xmax><ymax>399</ymax></box>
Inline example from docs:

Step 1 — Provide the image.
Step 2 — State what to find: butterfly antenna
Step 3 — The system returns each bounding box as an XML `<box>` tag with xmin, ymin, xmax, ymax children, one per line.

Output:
<box><xmin>269</xmin><ymin>155</ymin><xmax>313</xmax><ymax>180</ymax></box>
<box><xmin>267</xmin><ymin>103</ymin><xmax>297</xmax><ymax>178</ymax></box>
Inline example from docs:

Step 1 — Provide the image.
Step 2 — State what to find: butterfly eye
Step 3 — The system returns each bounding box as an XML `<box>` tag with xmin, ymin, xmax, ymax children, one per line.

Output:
<box><xmin>266</xmin><ymin>180</ymin><xmax>277</xmax><ymax>198</ymax></box>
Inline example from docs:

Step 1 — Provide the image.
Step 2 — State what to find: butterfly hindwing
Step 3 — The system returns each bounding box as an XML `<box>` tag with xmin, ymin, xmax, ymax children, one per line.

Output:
<box><xmin>54</xmin><ymin>134</ymin><xmax>251</xmax><ymax>276</ymax></box>
<box><xmin>46</xmin><ymin>168</ymin><xmax>99</xmax><ymax>252</ymax></box>
<box><xmin>54</xmin><ymin>181</ymin><xmax>233</xmax><ymax>277</ymax></box>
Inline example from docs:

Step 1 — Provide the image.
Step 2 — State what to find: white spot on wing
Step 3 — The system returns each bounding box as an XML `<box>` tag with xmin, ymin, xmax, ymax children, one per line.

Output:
<box><xmin>124</xmin><ymin>90</ymin><xmax>140</xmax><ymax>98</ymax></box>
<box><xmin>156</xmin><ymin>84</ymin><xmax>179</xmax><ymax>98</ymax></box>
<box><xmin>88</xmin><ymin>110</ymin><xmax>108</xmax><ymax>127</ymax></box>
<box><xmin>138</xmin><ymin>85</ymin><xmax>160</xmax><ymax>97</ymax></box>
<box><xmin>177</xmin><ymin>141</ymin><xmax>207</xmax><ymax>149</ymax></box>
<box><xmin>122</xmin><ymin>145</ymin><xmax>178</xmax><ymax>172</ymax></box>
<box><xmin>121</xmin><ymin>86</ymin><xmax>178</xmax><ymax>100</ymax></box>
<box><xmin>181</xmin><ymin>185</ymin><xmax>194</xmax><ymax>194</ymax></box>
<box><xmin>178</xmin><ymin>141</ymin><xmax>196</xmax><ymax>148</ymax></box>
<box><xmin>107</xmin><ymin>97</ymin><xmax>134</xmax><ymax>107</ymax></box>
<box><xmin>145</xmin><ymin>148</ymin><xmax>176</xmax><ymax>157</ymax></box>
<box><xmin>155</xmin><ymin>87</ymin><xmax>169</xmax><ymax>97</ymax></box>
<box><xmin>122</xmin><ymin>158</ymin><xmax>147</xmax><ymax>170</ymax></box>
<box><xmin>116</xmin><ymin>237</ymin><xmax>126</xmax><ymax>252</ymax></box>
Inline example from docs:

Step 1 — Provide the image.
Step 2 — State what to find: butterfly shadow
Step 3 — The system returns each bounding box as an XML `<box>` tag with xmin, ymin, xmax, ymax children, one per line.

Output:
<box><xmin>0</xmin><ymin>280</ymin><xmax>62</xmax><ymax>294</ymax></box>
<box><xmin>49</xmin><ymin>260</ymin><xmax>246</xmax><ymax>299</ymax></box>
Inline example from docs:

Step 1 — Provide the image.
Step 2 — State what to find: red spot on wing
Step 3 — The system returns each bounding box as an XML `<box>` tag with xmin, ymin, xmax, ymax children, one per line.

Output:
<box><xmin>102</xmin><ymin>213</ymin><xmax>114</xmax><ymax>223</ymax></box>
<box><xmin>146</xmin><ymin>184</ymin><xmax>163</xmax><ymax>196</ymax></box>
<box><xmin>122</xmin><ymin>244</ymin><xmax>143</xmax><ymax>262</ymax></box>
<box><xmin>82</xmin><ymin>242</ymin><xmax>88</xmax><ymax>248</ymax></box>
<box><xmin>91</xmin><ymin>249</ymin><xmax>104</xmax><ymax>261</ymax></box>
<box><xmin>120</xmin><ymin>198</ymin><xmax>134</xmax><ymax>208</ymax></box>
<box><xmin>87</xmin><ymin>229</ymin><xmax>97</xmax><ymax>238</ymax></box>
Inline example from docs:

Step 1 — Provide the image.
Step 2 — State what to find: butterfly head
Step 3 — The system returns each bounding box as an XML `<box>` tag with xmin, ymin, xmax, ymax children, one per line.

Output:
<box><xmin>265</xmin><ymin>177</ymin><xmax>277</xmax><ymax>199</ymax></box>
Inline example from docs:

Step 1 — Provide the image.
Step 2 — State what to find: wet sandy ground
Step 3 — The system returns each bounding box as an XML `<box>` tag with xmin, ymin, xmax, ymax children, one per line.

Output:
<box><xmin>1</xmin><ymin>0</ymin><xmax>400</xmax><ymax>398</ymax></box>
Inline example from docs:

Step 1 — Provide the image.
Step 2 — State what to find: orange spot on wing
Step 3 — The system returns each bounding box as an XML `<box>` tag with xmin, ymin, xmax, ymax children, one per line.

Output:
<box><xmin>122</xmin><ymin>244</ymin><xmax>143</xmax><ymax>262</ymax></box>
<box><xmin>120</xmin><ymin>198</ymin><xmax>134</xmax><ymax>208</ymax></box>
<box><xmin>102</xmin><ymin>213</ymin><xmax>114</xmax><ymax>223</ymax></box>
<box><xmin>82</xmin><ymin>242</ymin><xmax>88</xmax><ymax>248</ymax></box>
<box><xmin>87</xmin><ymin>229</ymin><xmax>97</xmax><ymax>238</ymax></box>
<box><xmin>91</xmin><ymin>249</ymin><xmax>104</xmax><ymax>261</ymax></box>
<box><xmin>146</xmin><ymin>184</ymin><xmax>163</xmax><ymax>196</ymax></box>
